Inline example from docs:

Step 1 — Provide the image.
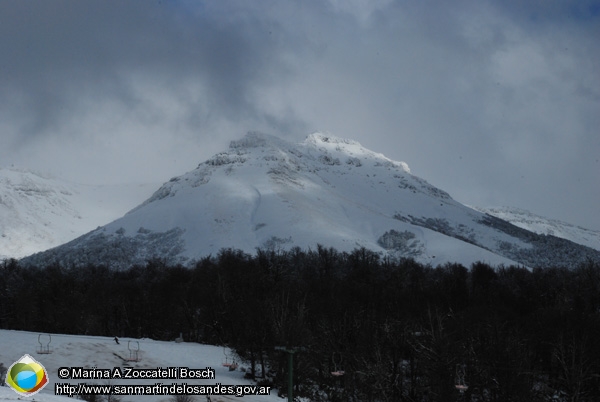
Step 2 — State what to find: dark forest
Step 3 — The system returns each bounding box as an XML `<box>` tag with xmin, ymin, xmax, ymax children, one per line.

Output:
<box><xmin>2</xmin><ymin>247</ymin><xmax>599</xmax><ymax>401</ymax></box>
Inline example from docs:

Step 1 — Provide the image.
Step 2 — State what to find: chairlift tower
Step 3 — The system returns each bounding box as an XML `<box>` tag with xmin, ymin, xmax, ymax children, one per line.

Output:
<box><xmin>275</xmin><ymin>346</ymin><xmax>306</xmax><ymax>402</ymax></box>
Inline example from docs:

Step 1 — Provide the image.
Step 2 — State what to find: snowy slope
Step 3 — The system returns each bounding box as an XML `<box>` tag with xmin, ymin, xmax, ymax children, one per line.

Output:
<box><xmin>474</xmin><ymin>206</ymin><xmax>600</xmax><ymax>251</ymax></box>
<box><xmin>0</xmin><ymin>168</ymin><xmax>157</xmax><ymax>260</ymax></box>
<box><xmin>19</xmin><ymin>132</ymin><xmax>600</xmax><ymax>269</ymax></box>
<box><xmin>0</xmin><ymin>329</ymin><xmax>277</xmax><ymax>402</ymax></box>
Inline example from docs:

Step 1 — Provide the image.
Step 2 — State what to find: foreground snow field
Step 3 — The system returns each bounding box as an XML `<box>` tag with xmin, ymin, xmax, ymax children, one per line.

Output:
<box><xmin>0</xmin><ymin>330</ymin><xmax>279</xmax><ymax>402</ymax></box>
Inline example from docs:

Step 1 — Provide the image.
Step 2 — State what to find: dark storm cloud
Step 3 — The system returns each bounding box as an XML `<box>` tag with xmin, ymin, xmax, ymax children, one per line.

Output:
<box><xmin>0</xmin><ymin>0</ymin><xmax>304</xmax><ymax>141</ymax></box>
<box><xmin>275</xmin><ymin>0</ymin><xmax>600</xmax><ymax>229</ymax></box>
<box><xmin>0</xmin><ymin>0</ymin><xmax>598</xmax><ymax>230</ymax></box>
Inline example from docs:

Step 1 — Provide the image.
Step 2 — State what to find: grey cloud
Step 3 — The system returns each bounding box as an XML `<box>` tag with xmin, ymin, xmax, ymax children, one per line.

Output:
<box><xmin>0</xmin><ymin>0</ymin><xmax>598</xmax><ymax>230</ymax></box>
<box><xmin>0</xmin><ymin>1</ymin><xmax>304</xmax><ymax>141</ymax></box>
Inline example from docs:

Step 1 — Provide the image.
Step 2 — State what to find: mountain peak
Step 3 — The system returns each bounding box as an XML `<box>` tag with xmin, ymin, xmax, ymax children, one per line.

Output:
<box><xmin>304</xmin><ymin>132</ymin><xmax>361</xmax><ymax>147</ymax></box>
<box><xmin>228</xmin><ymin>131</ymin><xmax>363</xmax><ymax>150</ymax></box>
<box><xmin>304</xmin><ymin>132</ymin><xmax>411</xmax><ymax>173</ymax></box>
<box><xmin>226</xmin><ymin>131</ymin><xmax>412</xmax><ymax>173</ymax></box>
<box><xmin>19</xmin><ymin>132</ymin><xmax>600</xmax><ymax>270</ymax></box>
<box><xmin>229</xmin><ymin>131</ymin><xmax>284</xmax><ymax>150</ymax></box>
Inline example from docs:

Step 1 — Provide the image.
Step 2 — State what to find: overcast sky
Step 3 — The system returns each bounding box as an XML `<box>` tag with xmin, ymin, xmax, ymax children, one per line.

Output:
<box><xmin>1</xmin><ymin>0</ymin><xmax>599</xmax><ymax>230</ymax></box>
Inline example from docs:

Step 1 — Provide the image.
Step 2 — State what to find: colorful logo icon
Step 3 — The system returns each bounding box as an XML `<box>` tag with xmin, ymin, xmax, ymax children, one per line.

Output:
<box><xmin>5</xmin><ymin>354</ymin><xmax>49</xmax><ymax>397</ymax></box>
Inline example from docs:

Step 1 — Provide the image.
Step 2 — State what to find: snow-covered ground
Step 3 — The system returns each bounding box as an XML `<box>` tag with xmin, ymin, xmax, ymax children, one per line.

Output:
<box><xmin>0</xmin><ymin>330</ymin><xmax>279</xmax><ymax>402</ymax></box>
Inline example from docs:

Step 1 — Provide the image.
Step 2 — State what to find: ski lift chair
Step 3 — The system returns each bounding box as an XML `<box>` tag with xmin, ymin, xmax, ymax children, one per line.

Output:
<box><xmin>330</xmin><ymin>352</ymin><xmax>345</xmax><ymax>376</ymax></box>
<box><xmin>222</xmin><ymin>347</ymin><xmax>238</xmax><ymax>370</ymax></box>
<box><xmin>126</xmin><ymin>340</ymin><xmax>141</xmax><ymax>362</ymax></box>
<box><xmin>455</xmin><ymin>364</ymin><xmax>469</xmax><ymax>393</ymax></box>
<box><xmin>37</xmin><ymin>333</ymin><xmax>52</xmax><ymax>354</ymax></box>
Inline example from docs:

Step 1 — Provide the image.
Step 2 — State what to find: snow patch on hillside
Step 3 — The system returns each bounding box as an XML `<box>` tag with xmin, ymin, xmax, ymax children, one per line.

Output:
<box><xmin>474</xmin><ymin>206</ymin><xmax>600</xmax><ymax>252</ymax></box>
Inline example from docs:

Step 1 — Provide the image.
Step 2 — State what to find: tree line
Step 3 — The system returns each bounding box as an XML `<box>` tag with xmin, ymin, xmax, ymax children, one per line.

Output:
<box><xmin>1</xmin><ymin>247</ymin><xmax>600</xmax><ymax>401</ymax></box>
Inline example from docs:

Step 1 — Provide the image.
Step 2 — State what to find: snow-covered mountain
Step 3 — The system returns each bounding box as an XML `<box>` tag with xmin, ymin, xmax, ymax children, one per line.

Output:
<box><xmin>0</xmin><ymin>168</ymin><xmax>156</xmax><ymax>260</ymax></box>
<box><xmin>474</xmin><ymin>206</ymin><xmax>600</xmax><ymax>252</ymax></box>
<box><xmin>19</xmin><ymin>132</ymin><xmax>600</xmax><ymax>269</ymax></box>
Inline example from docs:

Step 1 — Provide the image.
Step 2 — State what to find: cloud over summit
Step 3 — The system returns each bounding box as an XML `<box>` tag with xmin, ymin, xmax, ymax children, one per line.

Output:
<box><xmin>0</xmin><ymin>0</ymin><xmax>598</xmax><ymax>230</ymax></box>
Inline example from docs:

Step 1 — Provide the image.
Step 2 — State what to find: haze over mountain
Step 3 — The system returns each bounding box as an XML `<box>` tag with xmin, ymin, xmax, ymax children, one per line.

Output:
<box><xmin>17</xmin><ymin>132</ymin><xmax>600</xmax><ymax>270</ymax></box>
<box><xmin>0</xmin><ymin>168</ymin><xmax>156</xmax><ymax>260</ymax></box>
